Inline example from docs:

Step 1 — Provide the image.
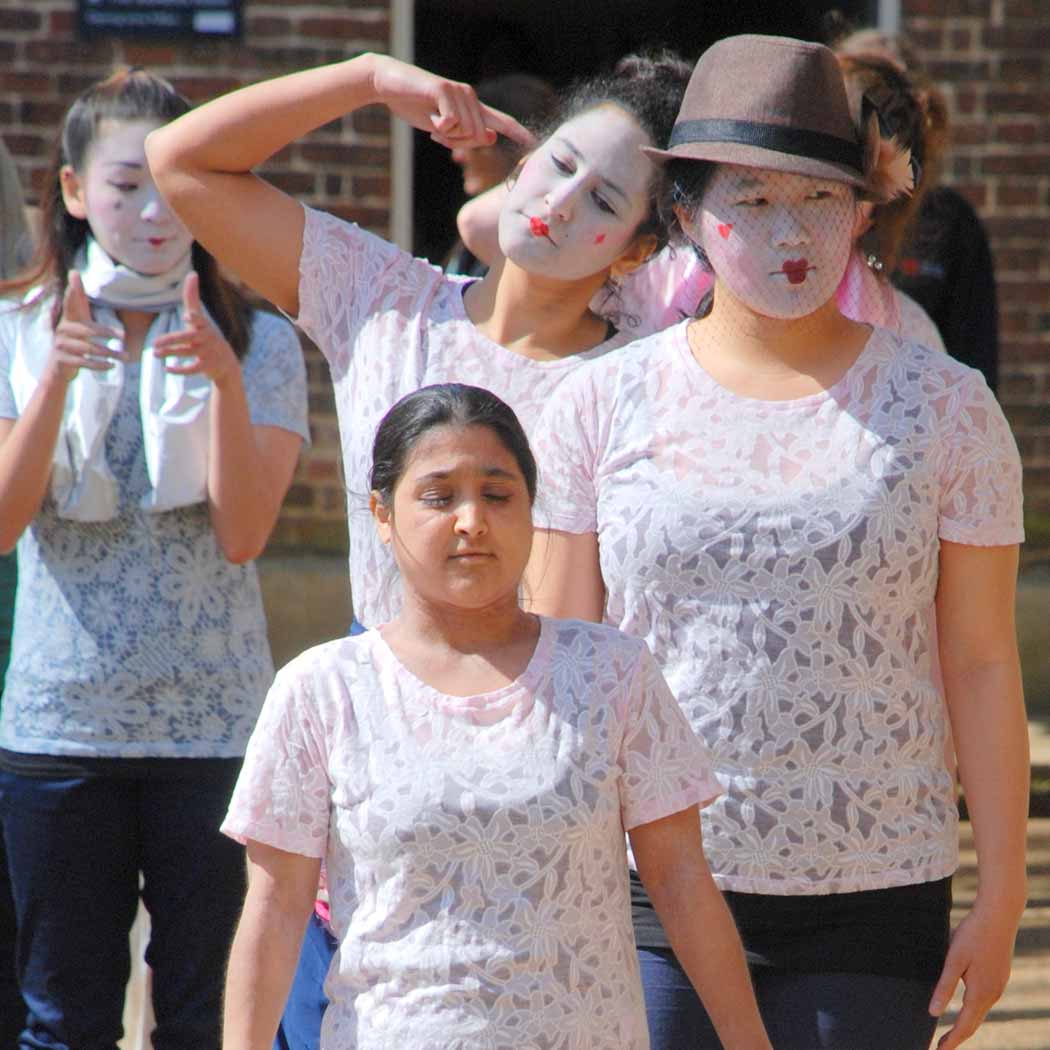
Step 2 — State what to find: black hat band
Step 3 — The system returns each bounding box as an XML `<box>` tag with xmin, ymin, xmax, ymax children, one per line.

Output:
<box><xmin>668</xmin><ymin>119</ymin><xmax>864</xmax><ymax>174</ymax></box>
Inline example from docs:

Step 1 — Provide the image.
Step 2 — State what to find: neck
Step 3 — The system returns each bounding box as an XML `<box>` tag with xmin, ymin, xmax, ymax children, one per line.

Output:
<box><xmin>394</xmin><ymin>587</ymin><xmax>534</xmax><ymax>656</ymax></box>
<box><xmin>701</xmin><ymin>283</ymin><xmax>860</xmax><ymax>372</ymax></box>
<box><xmin>115</xmin><ymin>308</ymin><xmax>157</xmax><ymax>362</ymax></box>
<box><xmin>464</xmin><ymin>255</ymin><xmax>611</xmax><ymax>361</ymax></box>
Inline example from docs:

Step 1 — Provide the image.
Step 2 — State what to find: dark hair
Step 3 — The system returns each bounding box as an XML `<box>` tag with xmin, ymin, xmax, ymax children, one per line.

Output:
<box><xmin>0</xmin><ymin>68</ymin><xmax>250</xmax><ymax>357</ymax></box>
<box><xmin>370</xmin><ymin>384</ymin><xmax>537</xmax><ymax>506</ymax></box>
<box><xmin>531</xmin><ymin>50</ymin><xmax>692</xmax><ymax>253</ymax></box>
<box><xmin>476</xmin><ymin>73</ymin><xmax>556</xmax><ymax>164</ymax></box>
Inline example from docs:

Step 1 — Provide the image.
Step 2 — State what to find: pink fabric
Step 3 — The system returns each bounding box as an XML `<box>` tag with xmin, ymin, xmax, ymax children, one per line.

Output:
<box><xmin>605</xmin><ymin>245</ymin><xmax>944</xmax><ymax>350</ymax></box>
<box><xmin>224</xmin><ymin>618</ymin><xmax>720</xmax><ymax>1049</ymax></box>
<box><xmin>532</xmin><ymin>325</ymin><xmax>1023</xmax><ymax>895</ymax></box>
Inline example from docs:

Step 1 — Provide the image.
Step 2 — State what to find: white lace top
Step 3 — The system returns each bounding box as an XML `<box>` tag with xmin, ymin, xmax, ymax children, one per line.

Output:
<box><xmin>294</xmin><ymin>206</ymin><xmax>630</xmax><ymax>628</ymax></box>
<box><xmin>223</xmin><ymin>617</ymin><xmax>720</xmax><ymax>1050</ymax></box>
<box><xmin>532</xmin><ymin>323</ymin><xmax>1024</xmax><ymax>895</ymax></box>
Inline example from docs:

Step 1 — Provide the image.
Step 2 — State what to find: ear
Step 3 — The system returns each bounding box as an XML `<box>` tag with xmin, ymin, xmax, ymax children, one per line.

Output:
<box><xmin>852</xmin><ymin>200</ymin><xmax>875</xmax><ymax>240</ymax></box>
<box><xmin>673</xmin><ymin>203</ymin><xmax>703</xmax><ymax>247</ymax></box>
<box><xmin>370</xmin><ymin>491</ymin><xmax>393</xmax><ymax>545</ymax></box>
<box><xmin>609</xmin><ymin>232</ymin><xmax>659</xmax><ymax>280</ymax></box>
<box><xmin>59</xmin><ymin>164</ymin><xmax>88</xmax><ymax>221</ymax></box>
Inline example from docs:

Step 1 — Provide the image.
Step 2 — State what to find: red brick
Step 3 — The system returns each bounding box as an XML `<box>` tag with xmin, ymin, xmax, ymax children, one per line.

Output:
<box><xmin>0</xmin><ymin>9</ymin><xmax>42</xmax><ymax>31</ymax></box>
<box><xmin>981</xmin><ymin>153</ymin><xmax>1050</xmax><ymax>176</ymax></box>
<box><xmin>994</xmin><ymin>122</ymin><xmax>1040</xmax><ymax>145</ymax></box>
<box><xmin>952</xmin><ymin>183</ymin><xmax>988</xmax><ymax>208</ymax></box>
<box><xmin>245</xmin><ymin>16</ymin><xmax>293</xmax><ymax>37</ymax></box>
<box><xmin>997</xmin><ymin>185</ymin><xmax>1040</xmax><ymax>207</ymax></box>
<box><xmin>19</xmin><ymin>100</ymin><xmax>68</xmax><ymax>126</ymax></box>
<box><xmin>168</xmin><ymin>76</ymin><xmax>243</xmax><ymax>101</ymax></box>
<box><xmin>352</xmin><ymin>105</ymin><xmax>389</xmax><ymax>135</ymax></box>
<box><xmin>926</xmin><ymin>59</ymin><xmax>990</xmax><ymax>80</ymax></box>
<box><xmin>49</xmin><ymin>10</ymin><xmax>75</xmax><ymax>34</ymax></box>
<box><xmin>265</xmin><ymin>171</ymin><xmax>317</xmax><ymax>195</ymax></box>
<box><xmin>325</xmin><ymin>174</ymin><xmax>344</xmax><ymax>196</ymax></box>
<box><xmin>352</xmin><ymin>174</ymin><xmax>390</xmax><ymax>198</ymax></box>
<box><xmin>999</xmin><ymin>56</ymin><xmax>1046</xmax><ymax>79</ymax></box>
<box><xmin>299</xmin><ymin>17</ymin><xmax>389</xmax><ymax>43</ymax></box>
<box><xmin>949</xmin><ymin>122</ymin><xmax>988</xmax><ymax>146</ymax></box>
<box><xmin>0</xmin><ymin>72</ymin><xmax>53</xmax><ymax>93</ymax></box>
<box><xmin>983</xmin><ymin>24</ymin><xmax>1050</xmax><ymax>49</ymax></box>
<box><xmin>26</xmin><ymin>40</ymin><xmax>113</xmax><ymax>64</ymax></box>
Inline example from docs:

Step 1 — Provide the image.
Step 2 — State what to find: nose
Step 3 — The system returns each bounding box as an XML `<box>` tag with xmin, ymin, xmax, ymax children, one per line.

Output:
<box><xmin>544</xmin><ymin>179</ymin><xmax>577</xmax><ymax>222</ymax></box>
<box><xmin>140</xmin><ymin>187</ymin><xmax>174</xmax><ymax>224</ymax></box>
<box><xmin>453</xmin><ymin>498</ymin><xmax>488</xmax><ymax>538</ymax></box>
<box><xmin>771</xmin><ymin>205</ymin><xmax>808</xmax><ymax>248</ymax></box>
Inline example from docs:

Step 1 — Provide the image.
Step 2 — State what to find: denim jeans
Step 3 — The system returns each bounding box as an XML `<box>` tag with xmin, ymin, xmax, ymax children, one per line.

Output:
<box><xmin>639</xmin><ymin>945</ymin><xmax>941</xmax><ymax>1050</ymax></box>
<box><xmin>0</xmin><ymin>767</ymin><xmax>245</xmax><ymax>1050</ymax></box>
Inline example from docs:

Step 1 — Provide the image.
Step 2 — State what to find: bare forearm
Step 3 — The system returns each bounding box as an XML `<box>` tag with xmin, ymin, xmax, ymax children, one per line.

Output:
<box><xmin>646</xmin><ymin>863</ymin><xmax>771</xmax><ymax>1049</ymax></box>
<box><xmin>207</xmin><ymin>377</ymin><xmax>284</xmax><ymax>563</ymax></box>
<box><xmin>224</xmin><ymin>895</ymin><xmax>310</xmax><ymax>1050</ymax></box>
<box><xmin>947</xmin><ymin>657</ymin><xmax>1029</xmax><ymax>910</ymax></box>
<box><xmin>0</xmin><ymin>370</ymin><xmax>69</xmax><ymax>551</ymax></box>
<box><xmin>149</xmin><ymin>54</ymin><xmax>380</xmax><ymax>177</ymax></box>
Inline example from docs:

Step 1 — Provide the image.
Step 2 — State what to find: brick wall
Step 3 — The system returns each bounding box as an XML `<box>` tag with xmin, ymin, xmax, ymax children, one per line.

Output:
<box><xmin>0</xmin><ymin>0</ymin><xmax>393</xmax><ymax>553</ymax></box>
<box><xmin>903</xmin><ymin>0</ymin><xmax>1050</xmax><ymax>551</ymax></box>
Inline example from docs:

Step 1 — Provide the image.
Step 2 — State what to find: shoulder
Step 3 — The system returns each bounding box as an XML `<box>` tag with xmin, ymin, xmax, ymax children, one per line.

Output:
<box><xmin>271</xmin><ymin>633</ymin><xmax>377</xmax><ymax>696</ymax></box>
<box><xmin>545</xmin><ymin>617</ymin><xmax>647</xmax><ymax>669</ymax></box>
<box><xmin>246</xmin><ymin>308</ymin><xmax>301</xmax><ymax>357</ymax></box>
<box><xmin>894</xmin><ymin>290</ymin><xmax>945</xmax><ymax>353</ymax></box>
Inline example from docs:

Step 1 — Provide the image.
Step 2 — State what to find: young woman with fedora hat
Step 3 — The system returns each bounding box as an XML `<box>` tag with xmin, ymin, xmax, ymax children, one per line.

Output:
<box><xmin>528</xmin><ymin>34</ymin><xmax>1027</xmax><ymax>1050</ymax></box>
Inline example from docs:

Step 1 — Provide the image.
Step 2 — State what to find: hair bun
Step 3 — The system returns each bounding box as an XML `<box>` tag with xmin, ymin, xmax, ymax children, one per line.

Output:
<box><xmin>613</xmin><ymin>49</ymin><xmax>692</xmax><ymax>91</ymax></box>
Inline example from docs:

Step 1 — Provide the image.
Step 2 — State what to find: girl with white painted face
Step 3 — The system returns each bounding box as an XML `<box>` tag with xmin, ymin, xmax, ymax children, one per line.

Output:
<box><xmin>528</xmin><ymin>35</ymin><xmax>1027</xmax><ymax>1050</ymax></box>
<box><xmin>0</xmin><ymin>69</ymin><xmax>309</xmax><ymax>1049</ymax></box>
<box><xmin>147</xmin><ymin>52</ymin><xmax>689</xmax><ymax>632</ymax></box>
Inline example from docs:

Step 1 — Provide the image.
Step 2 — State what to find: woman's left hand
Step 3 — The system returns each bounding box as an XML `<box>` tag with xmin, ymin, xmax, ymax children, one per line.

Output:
<box><xmin>930</xmin><ymin>899</ymin><xmax>1024</xmax><ymax>1049</ymax></box>
<box><xmin>152</xmin><ymin>271</ymin><xmax>241</xmax><ymax>389</ymax></box>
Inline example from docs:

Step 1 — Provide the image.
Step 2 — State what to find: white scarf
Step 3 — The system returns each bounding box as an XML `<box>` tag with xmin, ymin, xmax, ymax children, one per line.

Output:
<box><xmin>11</xmin><ymin>238</ymin><xmax>212</xmax><ymax>521</ymax></box>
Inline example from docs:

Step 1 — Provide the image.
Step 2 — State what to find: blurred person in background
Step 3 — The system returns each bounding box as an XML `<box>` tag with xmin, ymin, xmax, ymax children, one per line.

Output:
<box><xmin>0</xmin><ymin>131</ymin><xmax>33</xmax><ymax>1050</ymax></box>
<box><xmin>831</xmin><ymin>22</ymin><xmax>1000</xmax><ymax>393</ymax></box>
<box><xmin>443</xmin><ymin>72</ymin><xmax>554</xmax><ymax>276</ymax></box>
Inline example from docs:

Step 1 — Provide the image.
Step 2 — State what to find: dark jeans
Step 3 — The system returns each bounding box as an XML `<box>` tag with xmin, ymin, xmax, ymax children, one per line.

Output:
<box><xmin>0</xmin><ymin>768</ymin><xmax>245</xmax><ymax>1050</ymax></box>
<box><xmin>0</xmin><ymin>831</ymin><xmax>25</xmax><ymax>1046</ymax></box>
<box><xmin>639</xmin><ymin>945</ymin><xmax>940</xmax><ymax>1050</ymax></box>
<box><xmin>274</xmin><ymin>911</ymin><xmax>337</xmax><ymax>1050</ymax></box>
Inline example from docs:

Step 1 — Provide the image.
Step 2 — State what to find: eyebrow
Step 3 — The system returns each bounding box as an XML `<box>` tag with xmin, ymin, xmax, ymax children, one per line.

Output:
<box><xmin>415</xmin><ymin>467</ymin><xmax>520</xmax><ymax>483</ymax></box>
<box><xmin>553</xmin><ymin>137</ymin><xmax>630</xmax><ymax>205</ymax></box>
<box><xmin>104</xmin><ymin>161</ymin><xmax>145</xmax><ymax>171</ymax></box>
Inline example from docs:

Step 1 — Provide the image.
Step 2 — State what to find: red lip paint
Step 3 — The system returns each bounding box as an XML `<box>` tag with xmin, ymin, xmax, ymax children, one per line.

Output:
<box><xmin>529</xmin><ymin>216</ymin><xmax>550</xmax><ymax>238</ymax></box>
<box><xmin>781</xmin><ymin>259</ymin><xmax>810</xmax><ymax>285</ymax></box>
<box><xmin>717</xmin><ymin>223</ymin><xmax>733</xmax><ymax>239</ymax></box>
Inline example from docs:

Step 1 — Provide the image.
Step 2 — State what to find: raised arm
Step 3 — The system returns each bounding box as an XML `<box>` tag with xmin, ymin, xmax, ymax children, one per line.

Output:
<box><xmin>0</xmin><ymin>275</ymin><xmax>123</xmax><ymax>552</ymax></box>
<box><xmin>930</xmin><ymin>540</ymin><xmax>1028</xmax><ymax>1050</ymax></box>
<box><xmin>146</xmin><ymin>55</ymin><xmax>531</xmax><ymax>316</ymax></box>
<box><xmin>457</xmin><ymin>181</ymin><xmax>510</xmax><ymax>269</ymax></box>
<box><xmin>630</xmin><ymin>809</ymin><xmax>773</xmax><ymax>1050</ymax></box>
<box><xmin>224</xmin><ymin>839</ymin><xmax>321</xmax><ymax>1050</ymax></box>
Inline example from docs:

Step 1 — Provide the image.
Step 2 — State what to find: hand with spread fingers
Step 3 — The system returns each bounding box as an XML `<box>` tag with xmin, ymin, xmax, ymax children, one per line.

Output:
<box><xmin>49</xmin><ymin>271</ymin><xmax>124</xmax><ymax>381</ymax></box>
<box><xmin>369</xmin><ymin>54</ymin><xmax>535</xmax><ymax>152</ymax></box>
<box><xmin>151</xmin><ymin>271</ymin><xmax>240</xmax><ymax>389</ymax></box>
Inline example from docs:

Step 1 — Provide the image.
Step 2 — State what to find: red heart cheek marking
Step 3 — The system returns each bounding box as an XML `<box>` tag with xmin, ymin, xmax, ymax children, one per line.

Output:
<box><xmin>594</xmin><ymin>233</ymin><xmax>606</xmax><ymax>245</ymax></box>
<box><xmin>717</xmin><ymin>223</ymin><xmax>733</xmax><ymax>239</ymax></box>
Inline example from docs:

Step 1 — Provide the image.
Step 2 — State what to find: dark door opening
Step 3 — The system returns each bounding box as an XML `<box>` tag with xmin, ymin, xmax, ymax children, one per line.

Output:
<box><xmin>413</xmin><ymin>0</ymin><xmax>877</xmax><ymax>264</ymax></box>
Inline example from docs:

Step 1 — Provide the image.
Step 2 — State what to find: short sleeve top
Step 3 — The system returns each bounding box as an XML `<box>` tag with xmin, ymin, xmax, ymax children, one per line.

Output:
<box><xmin>223</xmin><ymin>616</ymin><xmax>720</xmax><ymax>1050</ymax></box>
<box><xmin>531</xmin><ymin>322</ymin><xmax>1024</xmax><ymax>895</ymax></box>
<box><xmin>293</xmin><ymin>206</ymin><xmax>630</xmax><ymax>627</ymax></box>
<box><xmin>0</xmin><ymin>300</ymin><xmax>310</xmax><ymax>758</ymax></box>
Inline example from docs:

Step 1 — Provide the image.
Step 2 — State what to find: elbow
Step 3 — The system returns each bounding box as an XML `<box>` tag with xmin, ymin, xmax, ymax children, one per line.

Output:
<box><xmin>219</xmin><ymin>536</ymin><xmax>266</xmax><ymax>566</ymax></box>
<box><xmin>144</xmin><ymin>127</ymin><xmax>186</xmax><ymax>197</ymax></box>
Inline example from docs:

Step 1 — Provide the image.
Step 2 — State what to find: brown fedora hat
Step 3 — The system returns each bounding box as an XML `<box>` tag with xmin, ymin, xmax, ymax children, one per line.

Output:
<box><xmin>644</xmin><ymin>34</ymin><xmax>867</xmax><ymax>189</ymax></box>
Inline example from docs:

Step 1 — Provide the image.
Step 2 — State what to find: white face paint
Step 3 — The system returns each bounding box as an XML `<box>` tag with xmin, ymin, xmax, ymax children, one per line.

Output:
<box><xmin>498</xmin><ymin>105</ymin><xmax>654</xmax><ymax>281</ymax></box>
<box><xmin>65</xmin><ymin>118</ymin><xmax>193</xmax><ymax>276</ymax></box>
<box><xmin>688</xmin><ymin>164</ymin><xmax>857</xmax><ymax>319</ymax></box>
